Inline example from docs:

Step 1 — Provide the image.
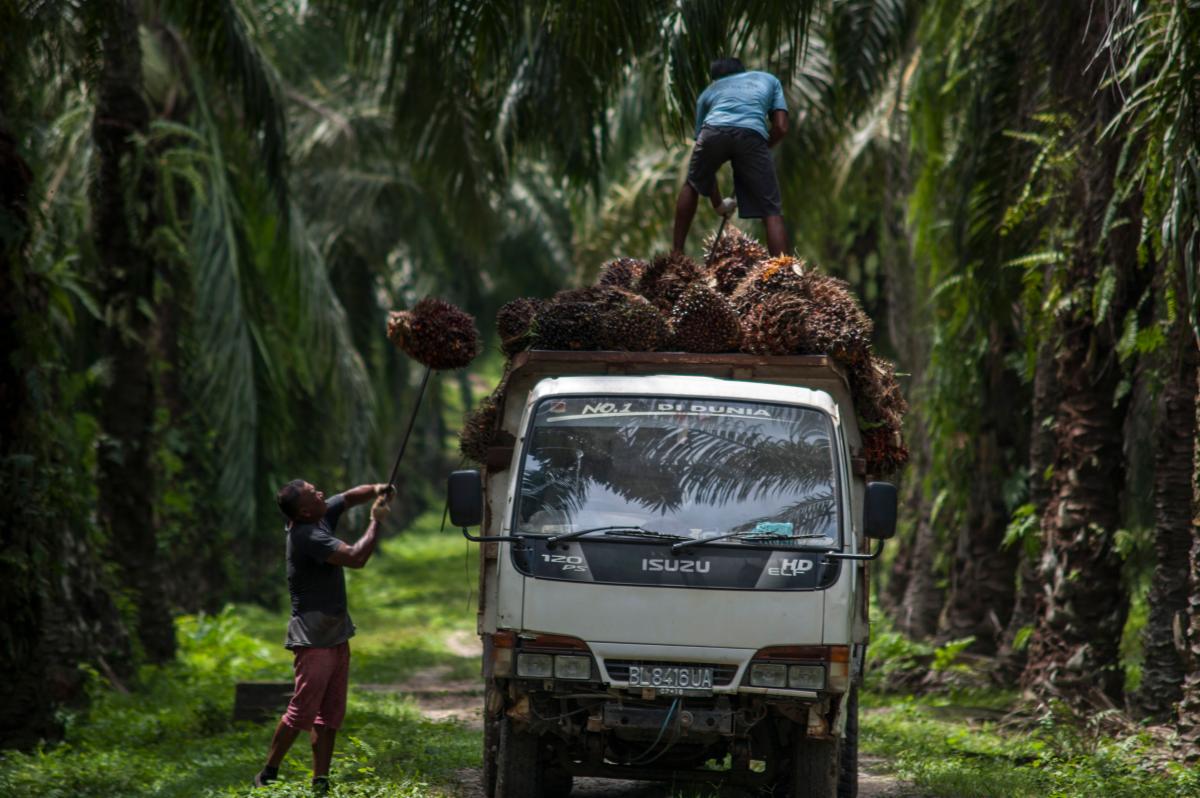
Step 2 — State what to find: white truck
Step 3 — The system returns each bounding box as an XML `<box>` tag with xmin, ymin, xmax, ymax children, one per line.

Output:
<box><xmin>447</xmin><ymin>351</ymin><xmax>897</xmax><ymax>797</ymax></box>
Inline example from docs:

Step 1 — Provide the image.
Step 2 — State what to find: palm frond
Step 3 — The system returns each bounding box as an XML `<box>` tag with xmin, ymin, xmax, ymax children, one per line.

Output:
<box><xmin>161</xmin><ymin>0</ymin><xmax>290</xmax><ymax>210</ymax></box>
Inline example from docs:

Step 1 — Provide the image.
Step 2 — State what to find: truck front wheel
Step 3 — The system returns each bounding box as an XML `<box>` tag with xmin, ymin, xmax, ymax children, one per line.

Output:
<box><xmin>482</xmin><ymin>701</ymin><xmax>499</xmax><ymax>797</ymax></box>
<box><xmin>496</xmin><ymin>717</ymin><xmax>545</xmax><ymax>797</ymax></box>
<box><xmin>788</xmin><ymin>735</ymin><xmax>840</xmax><ymax>798</ymax></box>
<box><xmin>838</xmin><ymin>686</ymin><xmax>859</xmax><ymax>798</ymax></box>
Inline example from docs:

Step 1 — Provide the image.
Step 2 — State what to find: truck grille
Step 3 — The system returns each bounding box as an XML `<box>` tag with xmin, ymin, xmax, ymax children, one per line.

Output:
<box><xmin>603</xmin><ymin>660</ymin><xmax>738</xmax><ymax>686</ymax></box>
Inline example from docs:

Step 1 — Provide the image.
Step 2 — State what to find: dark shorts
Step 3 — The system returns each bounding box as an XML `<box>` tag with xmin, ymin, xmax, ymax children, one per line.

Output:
<box><xmin>686</xmin><ymin>125</ymin><xmax>782</xmax><ymax>219</ymax></box>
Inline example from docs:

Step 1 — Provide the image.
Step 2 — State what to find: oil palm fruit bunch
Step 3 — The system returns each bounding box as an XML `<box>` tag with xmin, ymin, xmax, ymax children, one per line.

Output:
<box><xmin>386</xmin><ymin>297</ymin><xmax>481</xmax><ymax>369</ymax></box>
<box><xmin>861</xmin><ymin>426</ymin><xmax>910</xmax><ymax>475</ymax></box>
<box><xmin>794</xmin><ymin>274</ymin><xmax>874</xmax><ymax>368</ymax></box>
<box><xmin>533</xmin><ymin>286</ymin><xmax>669</xmax><ymax>351</ymax></box>
<box><xmin>735</xmin><ymin>260</ymin><xmax>874</xmax><ymax>368</ymax></box>
<box><xmin>728</xmin><ymin>255</ymin><xmax>812</xmax><ymax>314</ymax></box>
<box><xmin>460</xmin><ymin>390</ymin><xmax>501</xmax><ymax>463</ymax></box>
<box><xmin>704</xmin><ymin>225</ymin><xmax>768</xmax><ymax>296</ymax></box>
<box><xmin>850</xmin><ymin>356</ymin><xmax>908</xmax><ymax>427</ymax></box>
<box><xmin>638</xmin><ymin>252</ymin><xmax>705</xmax><ymax>312</ymax></box>
<box><xmin>669</xmin><ymin>283</ymin><xmax>742</xmax><ymax>353</ymax></box>
<box><xmin>496</xmin><ymin>297</ymin><xmax>545</xmax><ymax>356</ymax></box>
<box><xmin>598</xmin><ymin>257</ymin><xmax>648</xmax><ymax>290</ymax></box>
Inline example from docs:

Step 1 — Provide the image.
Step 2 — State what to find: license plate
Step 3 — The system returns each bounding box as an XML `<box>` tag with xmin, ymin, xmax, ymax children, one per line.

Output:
<box><xmin>627</xmin><ymin>664</ymin><xmax>714</xmax><ymax>693</ymax></box>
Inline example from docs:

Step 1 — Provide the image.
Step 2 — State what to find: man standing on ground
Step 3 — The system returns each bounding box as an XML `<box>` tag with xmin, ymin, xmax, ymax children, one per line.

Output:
<box><xmin>672</xmin><ymin>57</ymin><xmax>790</xmax><ymax>256</ymax></box>
<box><xmin>254</xmin><ymin>480</ymin><xmax>393</xmax><ymax>793</ymax></box>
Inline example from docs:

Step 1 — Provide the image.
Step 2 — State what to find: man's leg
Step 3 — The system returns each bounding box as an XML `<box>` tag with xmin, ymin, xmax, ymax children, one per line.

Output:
<box><xmin>764</xmin><ymin>215</ymin><xmax>788</xmax><ymax>255</ymax></box>
<box><xmin>673</xmin><ymin>179</ymin><xmax>728</xmax><ymax>253</ymax></box>
<box><xmin>675</xmin><ymin>127</ymin><xmax>730</xmax><ymax>253</ymax></box>
<box><xmin>265</xmin><ymin>719</ymin><xmax>304</xmax><ymax>769</ymax></box>
<box><xmin>729</xmin><ymin>128</ymin><xmax>786</xmax><ymax>253</ymax></box>
<box><xmin>311</xmin><ymin>724</ymin><xmax>337</xmax><ymax>779</ymax></box>
<box><xmin>672</xmin><ymin>183</ymin><xmax>700</xmax><ymax>254</ymax></box>
<box><xmin>311</xmin><ymin>642</ymin><xmax>351</xmax><ymax>784</ymax></box>
<box><xmin>256</xmin><ymin>646</ymin><xmax>336</xmax><ymax>786</ymax></box>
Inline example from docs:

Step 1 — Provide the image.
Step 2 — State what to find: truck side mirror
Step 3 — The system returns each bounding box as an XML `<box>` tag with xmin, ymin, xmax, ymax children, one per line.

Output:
<box><xmin>448</xmin><ymin>469</ymin><xmax>483</xmax><ymax>528</ymax></box>
<box><xmin>864</xmin><ymin>482</ymin><xmax>897</xmax><ymax>540</ymax></box>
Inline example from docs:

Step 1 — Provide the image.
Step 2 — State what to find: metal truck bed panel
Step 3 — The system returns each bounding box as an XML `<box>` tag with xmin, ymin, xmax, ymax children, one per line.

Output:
<box><xmin>500</xmin><ymin>350</ymin><xmax>862</xmax><ymax>454</ymax></box>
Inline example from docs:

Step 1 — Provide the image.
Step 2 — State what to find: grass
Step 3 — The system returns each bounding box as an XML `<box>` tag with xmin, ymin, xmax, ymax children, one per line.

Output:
<box><xmin>0</xmin><ymin>511</ymin><xmax>481</xmax><ymax>798</ymax></box>
<box><xmin>859</xmin><ymin>694</ymin><xmax>1199</xmax><ymax>797</ymax></box>
<box><xmin>4</xmin><ymin>510</ymin><xmax>1197</xmax><ymax>797</ymax></box>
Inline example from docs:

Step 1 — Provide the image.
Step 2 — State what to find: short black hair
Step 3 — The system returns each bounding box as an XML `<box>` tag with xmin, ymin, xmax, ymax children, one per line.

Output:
<box><xmin>710</xmin><ymin>57</ymin><xmax>745</xmax><ymax>80</ymax></box>
<box><xmin>276</xmin><ymin>479</ymin><xmax>307</xmax><ymax>521</ymax></box>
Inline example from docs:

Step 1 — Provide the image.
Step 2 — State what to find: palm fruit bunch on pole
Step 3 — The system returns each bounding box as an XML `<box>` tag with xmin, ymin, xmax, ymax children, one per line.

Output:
<box><xmin>703</xmin><ymin>224</ymin><xmax>768</xmax><ymax>296</ymax></box>
<box><xmin>386</xmin><ymin>297</ymin><xmax>481</xmax><ymax>369</ymax></box>
<box><xmin>598</xmin><ymin>257</ymin><xmax>648</xmax><ymax>290</ymax></box>
<box><xmin>637</xmin><ymin>252</ymin><xmax>705</xmax><ymax>312</ymax></box>
<box><xmin>532</xmin><ymin>285</ymin><xmax>670</xmax><ymax>352</ymax></box>
<box><xmin>669</xmin><ymin>283</ymin><xmax>742</xmax><ymax>353</ymax></box>
<box><xmin>496</xmin><ymin>297</ymin><xmax>545</xmax><ymax>356</ymax></box>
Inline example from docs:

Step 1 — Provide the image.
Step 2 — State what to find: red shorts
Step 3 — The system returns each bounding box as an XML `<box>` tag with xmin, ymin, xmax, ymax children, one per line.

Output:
<box><xmin>281</xmin><ymin>641</ymin><xmax>350</xmax><ymax>731</ymax></box>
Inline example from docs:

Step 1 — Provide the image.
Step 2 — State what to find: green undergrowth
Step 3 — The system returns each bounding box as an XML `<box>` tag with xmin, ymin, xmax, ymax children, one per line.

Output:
<box><xmin>6</xmin><ymin>511</ymin><xmax>1196</xmax><ymax>797</ymax></box>
<box><xmin>0</xmin><ymin>512</ymin><xmax>481</xmax><ymax>798</ymax></box>
<box><xmin>861</xmin><ymin>622</ymin><xmax>1198</xmax><ymax>798</ymax></box>
<box><xmin>860</xmin><ymin>693</ymin><xmax>1199</xmax><ymax>797</ymax></box>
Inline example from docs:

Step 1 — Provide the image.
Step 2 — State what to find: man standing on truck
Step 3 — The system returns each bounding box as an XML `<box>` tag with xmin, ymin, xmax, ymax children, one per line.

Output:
<box><xmin>253</xmin><ymin>480</ymin><xmax>393</xmax><ymax>793</ymax></box>
<box><xmin>672</xmin><ymin>57</ymin><xmax>790</xmax><ymax>256</ymax></box>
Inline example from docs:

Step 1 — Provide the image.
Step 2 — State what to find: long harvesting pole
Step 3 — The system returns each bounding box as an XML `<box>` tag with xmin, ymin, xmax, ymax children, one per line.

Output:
<box><xmin>386</xmin><ymin>365</ymin><xmax>432</xmax><ymax>490</ymax></box>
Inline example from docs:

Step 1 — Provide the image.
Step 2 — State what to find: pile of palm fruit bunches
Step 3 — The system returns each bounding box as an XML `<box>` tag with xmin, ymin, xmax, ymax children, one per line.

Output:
<box><xmin>459</xmin><ymin>226</ymin><xmax>909</xmax><ymax>476</ymax></box>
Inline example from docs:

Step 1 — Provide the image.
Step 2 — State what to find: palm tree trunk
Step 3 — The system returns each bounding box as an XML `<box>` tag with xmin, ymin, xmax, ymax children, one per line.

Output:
<box><xmin>91</xmin><ymin>0</ymin><xmax>175</xmax><ymax>664</ymax></box>
<box><xmin>896</xmin><ymin>510</ymin><xmax>943</xmax><ymax>640</ymax></box>
<box><xmin>1174</xmin><ymin>329</ymin><xmax>1200</xmax><ymax>756</ymax></box>
<box><xmin>998</xmin><ymin>336</ymin><xmax>1058</xmax><ymax>678</ymax></box>
<box><xmin>939</xmin><ymin>329</ymin><xmax>1023</xmax><ymax>652</ymax></box>
<box><xmin>1018</xmin><ymin>0</ymin><xmax>1150</xmax><ymax>707</ymax></box>
<box><xmin>1020</xmin><ymin>165</ymin><xmax>1147</xmax><ymax>705</ymax></box>
<box><xmin>1132</xmin><ymin>273</ymin><xmax>1198</xmax><ymax>720</ymax></box>
<box><xmin>1021</xmin><ymin>306</ymin><xmax>1132</xmax><ymax>704</ymax></box>
<box><xmin>0</xmin><ymin>102</ymin><xmax>61</xmax><ymax>747</ymax></box>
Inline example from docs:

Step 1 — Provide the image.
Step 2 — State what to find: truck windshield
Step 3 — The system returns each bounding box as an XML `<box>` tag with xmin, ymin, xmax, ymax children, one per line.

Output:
<box><xmin>515</xmin><ymin>396</ymin><xmax>840</xmax><ymax>549</ymax></box>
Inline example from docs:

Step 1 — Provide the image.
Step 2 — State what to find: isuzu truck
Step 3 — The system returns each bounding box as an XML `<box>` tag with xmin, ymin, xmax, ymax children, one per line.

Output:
<box><xmin>447</xmin><ymin>351</ymin><xmax>897</xmax><ymax>797</ymax></box>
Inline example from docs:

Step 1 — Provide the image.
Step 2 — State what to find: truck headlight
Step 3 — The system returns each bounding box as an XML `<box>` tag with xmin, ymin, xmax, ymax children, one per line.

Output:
<box><xmin>554</xmin><ymin>655</ymin><xmax>592</xmax><ymax>680</ymax></box>
<box><xmin>516</xmin><ymin>653</ymin><xmax>554</xmax><ymax>678</ymax></box>
<box><xmin>787</xmin><ymin>664</ymin><xmax>825</xmax><ymax>690</ymax></box>
<box><xmin>749</xmin><ymin>662</ymin><xmax>788</xmax><ymax>688</ymax></box>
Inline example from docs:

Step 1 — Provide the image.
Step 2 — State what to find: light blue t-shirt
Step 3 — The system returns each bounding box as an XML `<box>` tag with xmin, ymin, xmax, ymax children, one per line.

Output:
<box><xmin>694</xmin><ymin>71</ymin><xmax>788</xmax><ymax>140</ymax></box>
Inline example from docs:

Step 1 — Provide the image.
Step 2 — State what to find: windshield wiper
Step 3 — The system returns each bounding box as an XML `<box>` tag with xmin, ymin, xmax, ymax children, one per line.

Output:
<box><xmin>671</xmin><ymin>529</ymin><xmax>794</xmax><ymax>552</ymax></box>
<box><xmin>601</xmin><ymin>529</ymin><xmax>690</xmax><ymax>541</ymax></box>
<box><xmin>547</xmin><ymin>525</ymin><xmax>650</xmax><ymax>544</ymax></box>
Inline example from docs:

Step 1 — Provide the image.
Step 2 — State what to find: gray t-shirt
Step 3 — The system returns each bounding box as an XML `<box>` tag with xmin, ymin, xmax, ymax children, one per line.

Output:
<box><xmin>284</xmin><ymin>493</ymin><xmax>356</xmax><ymax>649</ymax></box>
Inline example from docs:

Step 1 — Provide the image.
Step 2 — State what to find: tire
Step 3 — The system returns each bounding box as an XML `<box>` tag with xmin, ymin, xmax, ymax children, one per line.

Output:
<box><xmin>496</xmin><ymin>717</ymin><xmax>544</xmax><ymax>797</ymax></box>
<box><xmin>838</xmin><ymin>687</ymin><xmax>858</xmax><ymax>798</ymax></box>
<box><xmin>543</xmin><ymin>767</ymin><xmax>573</xmax><ymax>797</ymax></box>
<box><xmin>482</xmin><ymin>701</ymin><xmax>499</xmax><ymax>797</ymax></box>
<box><xmin>791</xmin><ymin>735</ymin><xmax>839</xmax><ymax>798</ymax></box>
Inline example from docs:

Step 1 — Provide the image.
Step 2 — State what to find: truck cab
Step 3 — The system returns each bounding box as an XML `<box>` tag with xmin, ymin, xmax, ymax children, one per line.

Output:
<box><xmin>448</xmin><ymin>352</ymin><xmax>897</xmax><ymax>797</ymax></box>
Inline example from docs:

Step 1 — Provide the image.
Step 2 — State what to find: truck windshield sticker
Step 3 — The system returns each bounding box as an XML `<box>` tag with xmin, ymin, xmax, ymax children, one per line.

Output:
<box><xmin>547</xmin><ymin>399</ymin><xmax>776</xmax><ymax>423</ymax></box>
<box><xmin>513</xmin><ymin>395</ymin><xmax>842</xmax><ymax>588</ymax></box>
